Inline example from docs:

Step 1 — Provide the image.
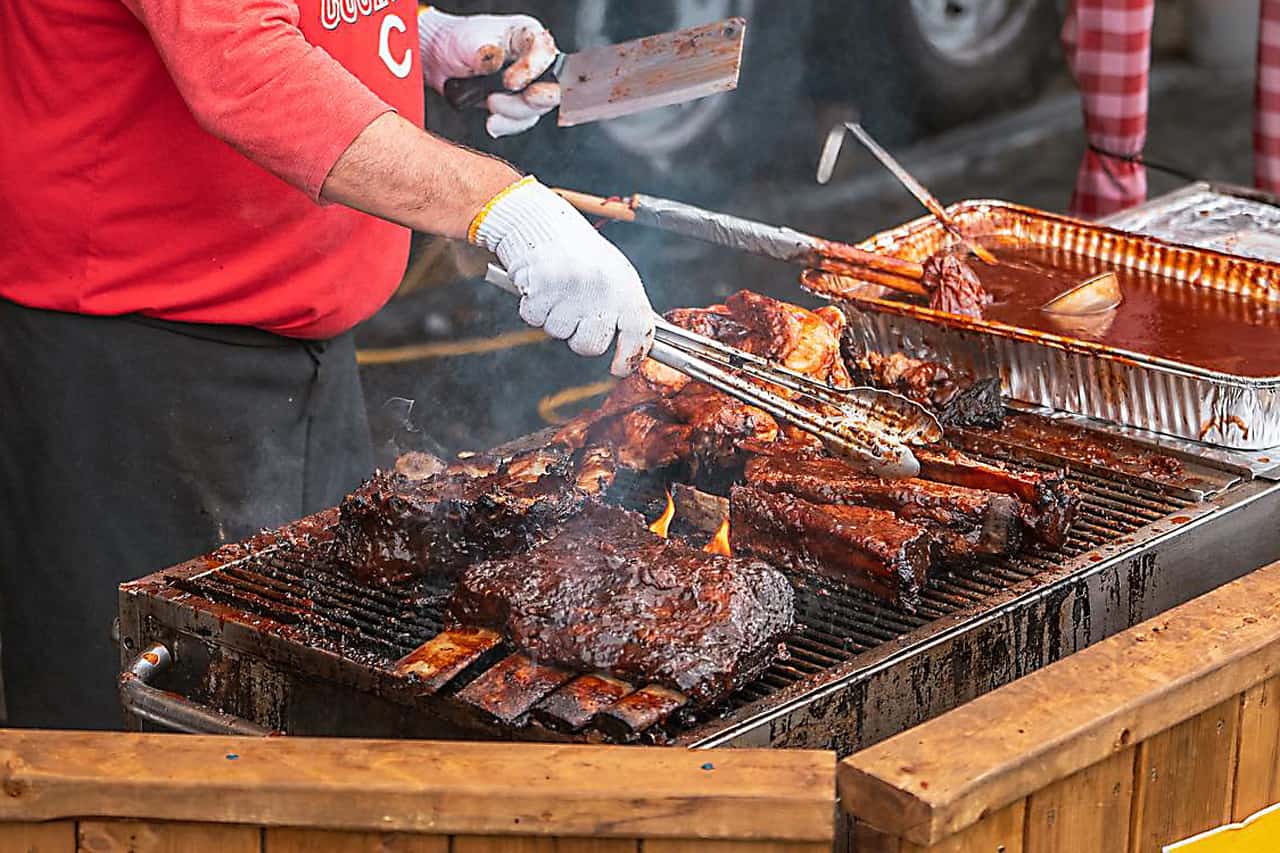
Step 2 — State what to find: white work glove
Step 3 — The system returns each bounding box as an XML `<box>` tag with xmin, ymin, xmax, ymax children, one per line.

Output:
<box><xmin>418</xmin><ymin>6</ymin><xmax>562</xmax><ymax>138</ymax></box>
<box><xmin>470</xmin><ymin>177</ymin><xmax>655</xmax><ymax>376</ymax></box>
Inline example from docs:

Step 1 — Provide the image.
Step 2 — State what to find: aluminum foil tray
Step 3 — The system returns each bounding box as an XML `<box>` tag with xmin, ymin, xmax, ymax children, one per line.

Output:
<box><xmin>1102</xmin><ymin>182</ymin><xmax>1280</xmax><ymax>262</ymax></box>
<box><xmin>803</xmin><ymin>200</ymin><xmax>1280</xmax><ymax>450</ymax></box>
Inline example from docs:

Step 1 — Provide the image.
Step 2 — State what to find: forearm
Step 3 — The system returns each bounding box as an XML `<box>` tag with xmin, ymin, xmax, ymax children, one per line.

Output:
<box><xmin>321</xmin><ymin>113</ymin><xmax>520</xmax><ymax>239</ymax></box>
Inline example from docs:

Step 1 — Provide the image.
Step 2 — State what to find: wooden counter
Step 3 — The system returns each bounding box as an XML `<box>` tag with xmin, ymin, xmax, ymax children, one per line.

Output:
<box><xmin>0</xmin><ymin>736</ymin><xmax>833</xmax><ymax>852</ymax></box>
<box><xmin>838</xmin><ymin>559</ymin><xmax>1280</xmax><ymax>852</ymax></box>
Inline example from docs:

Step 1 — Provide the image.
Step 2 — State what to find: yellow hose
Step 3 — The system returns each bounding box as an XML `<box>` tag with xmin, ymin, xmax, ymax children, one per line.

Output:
<box><xmin>536</xmin><ymin>379</ymin><xmax>616</xmax><ymax>425</ymax></box>
<box><xmin>356</xmin><ymin>329</ymin><xmax>549</xmax><ymax>365</ymax></box>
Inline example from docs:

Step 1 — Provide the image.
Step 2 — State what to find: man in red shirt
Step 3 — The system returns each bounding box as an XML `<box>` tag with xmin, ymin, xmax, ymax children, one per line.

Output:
<box><xmin>0</xmin><ymin>2</ymin><xmax>654</xmax><ymax>728</ymax></box>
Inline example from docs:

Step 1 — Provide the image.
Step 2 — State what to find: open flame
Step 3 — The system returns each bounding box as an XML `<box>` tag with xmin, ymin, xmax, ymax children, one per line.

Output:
<box><xmin>648</xmin><ymin>490</ymin><xmax>675</xmax><ymax>538</ymax></box>
<box><xmin>703</xmin><ymin>518</ymin><xmax>732</xmax><ymax>556</ymax></box>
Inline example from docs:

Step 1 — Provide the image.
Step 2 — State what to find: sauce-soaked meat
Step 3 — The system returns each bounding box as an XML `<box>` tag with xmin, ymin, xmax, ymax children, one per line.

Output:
<box><xmin>922</xmin><ymin>253</ymin><xmax>990</xmax><ymax>318</ymax></box>
<box><xmin>448</xmin><ymin>502</ymin><xmax>794</xmax><ymax>706</ymax></box>
<box><xmin>730</xmin><ymin>485</ymin><xmax>933</xmax><ymax>609</ymax></box>
<box><xmin>333</xmin><ymin>447</ymin><xmax>589</xmax><ymax>587</ymax></box>
<box><xmin>555</xmin><ymin>291</ymin><xmax>852</xmax><ymax>472</ymax></box>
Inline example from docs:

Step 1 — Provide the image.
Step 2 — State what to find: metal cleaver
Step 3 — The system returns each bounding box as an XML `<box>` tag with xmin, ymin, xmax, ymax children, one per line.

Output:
<box><xmin>443</xmin><ymin>18</ymin><xmax>747</xmax><ymax>127</ymax></box>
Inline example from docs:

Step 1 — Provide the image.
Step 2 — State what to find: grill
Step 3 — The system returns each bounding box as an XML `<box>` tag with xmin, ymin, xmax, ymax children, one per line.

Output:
<box><xmin>118</xmin><ymin>416</ymin><xmax>1280</xmax><ymax>754</ymax></box>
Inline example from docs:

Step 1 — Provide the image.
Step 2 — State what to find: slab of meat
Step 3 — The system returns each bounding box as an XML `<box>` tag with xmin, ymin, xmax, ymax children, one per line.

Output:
<box><xmin>333</xmin><ymin>447</ymin><xmax>588</xmax><ymax>587</ymax></box>
<box><xmin>916</xmin><ymin>448</ymin><xmax>1077</xmax><ymax>550</ymax></box>
<box><xmin>447</xmin><ymin>502</ymin><xmax>795</xmax><ymax>706</ymax></box>
<box><xmin>744</xmin><ymin>452</ymin><xmax>1023</xmax><ymax>563</ymax></box>
<box><xmin>730</xmin><ymin>485</ymin><xmax>932</xmax><ymax>609</ymax></box>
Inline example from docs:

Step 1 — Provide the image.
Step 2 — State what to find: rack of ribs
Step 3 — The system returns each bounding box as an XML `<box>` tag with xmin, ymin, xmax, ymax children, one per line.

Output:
<box><xmin>447</xmin><ymin>502</ymin><xmax>795</xmax><ymax>706</ymax></box>
<box><xmin>333</xmin><ymin>446</ymin><xmax>594</xmax><ymax>587</ymax></box>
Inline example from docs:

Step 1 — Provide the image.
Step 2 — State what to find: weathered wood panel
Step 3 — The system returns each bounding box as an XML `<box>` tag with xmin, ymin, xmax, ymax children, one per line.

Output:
<box><xmin>901</xmin><ymin>800</ymin><xmax>1025</xmax><ymax>853</ymax></box>
<box><xmin>1023</xmin><ymin>749</ymin><xmax>1134</xmax><ymax>853</ymax></box>
<box><xmin>643</xmin><ymin>842</ymin><xmax>831</xmax><ymax>853</ymax></box>
<box><xmin>1128</xmin><ymin>697</ymin><xmax>1240</xmax><ymax>853</ymax></box>
<box><xmin>77</xmin><ymin>820</ymin><xmax>260</xmax><ymax>853</ymax></box>
<box><xmin>838</xmin><ymin>561</ymin><xmax>1280</xmax><ymax>846</ymax></box>
<box><xmin>264</xmin><ymin>828</ymin><xmax>448</xmax><ymax>852</ymax></box>
<box><xmin>450</xmin><ymin>838</ymin><xmax>636</xmax><ymax>853</ymax></box>
<box><xmin>1233</xmin><ymin>674</ymin><xmax>1280</xmax><ymax>820</ymax></box>
<box><xmin>0</xmin><ymin>821</ymin><xmax>75</xmax><ymax>853</ymax></box>
<box><xmin>0</xmin><ymin>733</ymin><xmax>832</xmax><ymax>844</ymax></box>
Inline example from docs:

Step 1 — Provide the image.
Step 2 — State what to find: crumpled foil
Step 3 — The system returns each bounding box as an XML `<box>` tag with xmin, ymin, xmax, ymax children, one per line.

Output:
<box><xmin>1102</xmin><ymin>183</ymin><xmax>1280</xmax><ymax>262</ymax></box>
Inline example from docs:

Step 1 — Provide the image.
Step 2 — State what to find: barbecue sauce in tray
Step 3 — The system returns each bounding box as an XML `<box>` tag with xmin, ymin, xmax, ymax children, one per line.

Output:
<box><xmin>929</xmin><ymin>240</ymin><xmax>1280</xmax><ymax>378</ymax></box>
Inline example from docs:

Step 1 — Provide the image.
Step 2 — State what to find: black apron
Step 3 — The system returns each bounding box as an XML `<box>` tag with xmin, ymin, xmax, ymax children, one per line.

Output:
<box><xmin>0</xmin><ymin>299</ymin><xmax>373</xmax><ymax>728</ymax></box>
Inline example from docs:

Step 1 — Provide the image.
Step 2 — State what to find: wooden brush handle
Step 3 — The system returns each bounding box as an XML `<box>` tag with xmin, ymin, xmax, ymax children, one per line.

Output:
<box><xmin>553</xmin><ymin>189</ymin><xmax>638</xmax><ymax>223</ymax></box>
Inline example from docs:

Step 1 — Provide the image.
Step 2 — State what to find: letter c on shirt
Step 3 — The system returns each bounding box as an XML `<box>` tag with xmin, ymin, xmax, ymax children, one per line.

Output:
<box><xmin>379</xmin><ymin>14</ymin><xmax>412</xmax><ymax>79</ymax></box>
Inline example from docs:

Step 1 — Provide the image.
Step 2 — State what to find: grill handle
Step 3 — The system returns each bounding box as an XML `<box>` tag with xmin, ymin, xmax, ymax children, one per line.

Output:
<box><xmin>120</xmin><ymin>642</ymin><xmax>277</xmax><ymax>736</ymax></box>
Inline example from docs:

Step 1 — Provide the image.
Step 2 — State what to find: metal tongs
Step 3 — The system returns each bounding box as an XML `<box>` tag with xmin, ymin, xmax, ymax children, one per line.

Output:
<box><xmin>485</xmin><ymin>265</ymin><xmax>942</xmax><ymax>479</ymax></box>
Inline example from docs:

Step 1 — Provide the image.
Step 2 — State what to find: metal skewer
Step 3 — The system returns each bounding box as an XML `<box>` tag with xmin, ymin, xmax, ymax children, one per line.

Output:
<box><xmin>484</xmin><ymin>265</ymin><xmax>940</xmax><ymax>479</ymax></box>
<box><xmin>819</xmin><ymin>122</ymin><xmax>999</xmax><ymax>266</ymax></box>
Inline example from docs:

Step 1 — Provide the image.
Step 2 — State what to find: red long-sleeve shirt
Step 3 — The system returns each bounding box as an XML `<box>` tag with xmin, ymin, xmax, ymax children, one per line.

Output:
<box><xmin>0</xmin><ymin>0</ymin><xmax>425</xmax><ymax>339</ymax></box>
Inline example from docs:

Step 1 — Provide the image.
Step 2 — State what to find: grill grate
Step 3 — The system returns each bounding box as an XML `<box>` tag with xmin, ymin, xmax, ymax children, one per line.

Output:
<box><xmin>173</xmin><ymin>446</ymin><xmax>1194</xmax><ymax>733</ymax></box>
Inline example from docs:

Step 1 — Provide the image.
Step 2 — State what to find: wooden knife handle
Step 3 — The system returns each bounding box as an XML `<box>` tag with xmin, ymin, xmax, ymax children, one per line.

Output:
<box><xmin>444</xmin><ymin>67</ymin><xmax>558</xmax><ymax>112</ymax></box>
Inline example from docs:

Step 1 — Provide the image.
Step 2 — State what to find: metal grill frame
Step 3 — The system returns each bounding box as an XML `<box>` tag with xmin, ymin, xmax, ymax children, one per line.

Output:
<box><xmin>118</xmin><ymin>424</ymin><xmax>1280</xmax><ymax>754</ymax></box>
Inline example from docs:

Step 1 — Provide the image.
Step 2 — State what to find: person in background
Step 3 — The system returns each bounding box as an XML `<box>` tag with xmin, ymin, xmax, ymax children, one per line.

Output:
<box><xmin>1064</xmin><ymin>0</ymin><xmax>1280</xmax><ymax>217</ymax></box>
<box><xmin>0</xmin><ymin>2</ymin><xmax>654</xmax><ymax>729</ymax></box>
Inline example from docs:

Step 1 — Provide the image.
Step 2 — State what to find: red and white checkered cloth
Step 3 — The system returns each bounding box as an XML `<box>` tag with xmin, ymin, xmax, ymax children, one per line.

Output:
<box><xmin>1066</xmin><ymin>0</ymin><xmax>1280</xmax><ymax>218</ymax></box>
<box><xmin>1256</xmin><ymin>0</ymin><xmax>1280</xmax><ymax>192</ymax></box>
<box><xmin>1062</xmin><ymin>0</ymin><xmax>1156</xmax><ymax>218</ymax></box>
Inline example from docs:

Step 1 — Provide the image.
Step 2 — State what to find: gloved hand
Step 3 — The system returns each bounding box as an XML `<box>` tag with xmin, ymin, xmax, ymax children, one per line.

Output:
<box><xmin>418</xmin><ymin>6</ymin><xmax>562</xmax><ymax>138</ymax></box>
<box><xmin>470</xmin><ymin>177</ymin><xmax>655</xmax><ymax>376</ymax></box>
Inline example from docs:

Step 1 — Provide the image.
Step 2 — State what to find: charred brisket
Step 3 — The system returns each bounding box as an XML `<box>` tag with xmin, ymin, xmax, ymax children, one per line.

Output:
<box><xmin>334</xmin><ymin>447</ymin><xmax>587</xmax><ymax>587</ymax></box>
<box><xmin>447</xmin><ymin>502</ymin><xmax>795</xmax><ymax>706</ymax></box>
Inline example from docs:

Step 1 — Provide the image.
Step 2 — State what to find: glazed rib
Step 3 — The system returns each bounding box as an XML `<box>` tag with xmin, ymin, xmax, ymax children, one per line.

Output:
<box><xmin>447</xmin><ymin>502</ymin><xmax>795</xmax><ymax>706</ymax></box>
<box><xmin>916</xmin><ymin>448</ymin><xmax>1078</xmax><ymax>550</ymax></box>
<box><xmin>744</xmin><ymin>452</ymin><xmax>1023</xmax><ymax>561</ymax></box>
<box><xmin>729</xmin><ymin>485</ymin><xmax>932</xmax><ymax>609</ymax></box>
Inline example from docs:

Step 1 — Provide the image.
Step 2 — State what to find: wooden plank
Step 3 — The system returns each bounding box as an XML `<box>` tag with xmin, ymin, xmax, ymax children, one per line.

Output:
<box><xmin>1233</xmin><ymin>674</ymin><xmax>1280</xmax><ymax>820</ymax></box>
<box><xmin>901</xmin><ymin>800</ymin><xmax>1025</xmax><ymax>853</ymax></box>
<box><xmin>0</xmin><ymin>732</ymin><xmax>833</xmax><ymax>843</ymax></box>
<box><xmin>838</xmin><ymin>560</ymin><xmax>1280</xmax><ymax>846</ymax></box>
<box><xmin>77</xmin><ymin>820</ymin><xmax>260</xmax><ymax>852</ymax></box>
<box><xmin>850</xmin><ymin>822</ymin><xmax>901</xmax><ymax>853</ymax></box>
<box><xmin>264</xmin><ymin>828</ymin><xmax>447</xmax><ymax>852</ymax></box>
<box><xmin>452</xmin><ymin>838</ymin><xmax>636</xmax><ymax>852</ymax></box>
<box><xmin>0</xmin><ymin>821</ymin><xmax>75</xmax><ymax>852</ymax></box>
<box><xmin>1129</xmin><ymin>697</ymin><xmax>1240</xmax><ymax>853</ymax></box>
<box><xmin>644</xmin><ymin>842</ymin><xmax>831</xmax><ymax>852</ymax></box>
<box><xmin>1023</xmin><ymin>749</ymin><xmax>1133</xmax><ymax>853</ymax></box>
